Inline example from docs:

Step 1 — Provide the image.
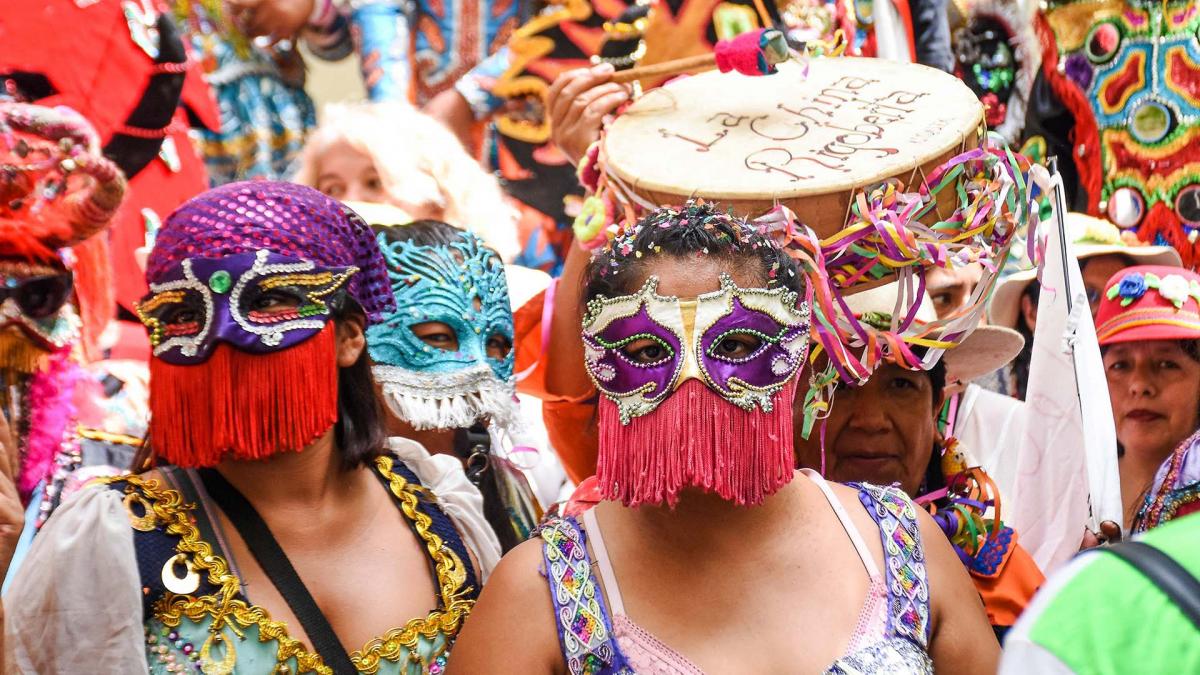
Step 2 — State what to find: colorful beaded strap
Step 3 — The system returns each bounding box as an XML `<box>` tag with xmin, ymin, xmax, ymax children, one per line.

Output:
<box><xmin>540</xmin><ymin>516</ymin><xmax>631</xmax><ymax>675</ymax></box>
<box><xmin>852</xmin><ymin>483</ymin><xmax>932</xmax><ymax>647</ymax></box>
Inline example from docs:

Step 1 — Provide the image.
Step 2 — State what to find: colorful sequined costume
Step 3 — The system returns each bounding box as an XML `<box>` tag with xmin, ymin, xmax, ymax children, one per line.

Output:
<box><xmin>1022</xmin><ymin>0</ymin><xmax>1200</xmax><ymax>267</ymax></box>
<box><xmin>540</xmin><ymin>472</ymin><xmax>933</xmax><ymax>674</ymax></box>
<box><xmin>949</xmin><ymin>0</ymin><xmax>1039</xmax><ymax>144</ymax></box>
<box><xmin>5</xmin><ymin>180</ymin><xmax>501</xmax><ymax>672</ymax></box>
<box><xmin>171</xmin><ymin>0</ymin><xmax>316</xmax><ymax>184</ymax></box>
<box><xmin>5</xmin><ymin>449</ymin><xmax>483</xmax><ymax>674</ymax></box>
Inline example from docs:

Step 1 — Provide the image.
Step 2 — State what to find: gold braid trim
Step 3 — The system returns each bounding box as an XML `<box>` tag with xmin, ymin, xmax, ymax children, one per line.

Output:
<box><xmin>114</xmin><ymin>474</ymin><xmax>332</xmax><ymax>675</ymax></box>
<box><xmin>351</xmin><ymin>456</ymin><xmax>476</xmax><ymax>673</ymax></box>
<box><xmin>77</xmin><ymin>427</ymin><xmax>144</xmax><ymax>447</ymax></box>
<box><xmin>115</xmin><ymin>458</ymin><xmax>477</xmax><ymax>675</ymax></box>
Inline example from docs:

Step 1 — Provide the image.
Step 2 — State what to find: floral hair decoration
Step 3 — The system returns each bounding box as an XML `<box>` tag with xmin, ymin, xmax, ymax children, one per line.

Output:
<box><xmin>1107</xmin><ymin>271</ymin><xmax>1200</xmax><ymax>309</ymax></box>
<box><xmin>1095</xmin><ymin>265</ymin><xmax>1200</xmax><ymax>346</ymax></box>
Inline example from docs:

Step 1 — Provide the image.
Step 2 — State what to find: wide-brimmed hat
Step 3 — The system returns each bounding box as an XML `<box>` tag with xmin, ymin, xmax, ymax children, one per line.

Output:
<box><xmin>1095</xmin><ymin>265</ymin><xmax>1200</xmax><ymax>345</ymax></box>
<box><xmin>845</xmin><ymin>281</ymin><xmax>1025</xmax><ymax>383</ymax></box>
<box><xmin>990</xmin><ymin>213</ymin><xmax>1181</xmax><ymax>329</ymax></box>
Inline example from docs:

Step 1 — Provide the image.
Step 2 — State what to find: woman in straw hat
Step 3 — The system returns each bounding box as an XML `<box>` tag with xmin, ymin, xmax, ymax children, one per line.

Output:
<box><xmin>1095</xmin><ymin>265</ymin><xmax>1200</xmax><ymax>531</ymax></box>
<box><xmin>449</xmin><ymin>202</ymin><xmax>996</xmax><ymax>674</ymax></box>
<box><xmin>990</xmin><ymin>214</ymin><xmax>1181</xmax><ymax>399</ymax></box>
<box><xmin>794</xmin><ymin>280</ymin><xmax>1043</xmax><ymax>638</ymax></box>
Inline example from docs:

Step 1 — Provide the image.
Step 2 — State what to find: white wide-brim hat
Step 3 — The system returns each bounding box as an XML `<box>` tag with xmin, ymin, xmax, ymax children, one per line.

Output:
<box><xmin>845</xmin><ymin>281</ymin><xmax>1025</xmax><ymax>383</ymax></box>
<box><xmin>989</xmin><ymin>213</ymin><xmax>1182</xmax><ymax>329</ymax></box>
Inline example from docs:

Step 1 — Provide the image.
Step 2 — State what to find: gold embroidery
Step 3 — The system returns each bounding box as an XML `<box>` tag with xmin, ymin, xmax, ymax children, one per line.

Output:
<box><xmin>115</xmin><ymin>475</ymin><xmax>332</xmax><ymax>674</ymax></box>
<box><xmin>77</xmin><ymin>427</ymin><xmax>144</xmax><ymax>447</ymax></box>
<box><xmin>198</xmin><ymin>631</ymin><xmax>237</xmax><ymax>675</ymax></box>
<box><xmin>349</xmin><ymin>456</ymin><xmax>477</xmax><ymax>673</ymax></box>
<box><xmin>116</xmin><ymin>456</ymin><xmax>476</xmax><ymax>675</ymax></box>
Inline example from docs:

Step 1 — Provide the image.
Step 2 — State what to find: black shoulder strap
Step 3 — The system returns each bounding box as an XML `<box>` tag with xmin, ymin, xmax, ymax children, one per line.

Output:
<box><xmin>197</xmin><ymin>469</ymin><xmax>357</xmax><ymax>675</ymax></box>
<box><xmin>1104</xmin><ymin>541</ymin><xmax>1200</xmax><ymax>629</ymax></box>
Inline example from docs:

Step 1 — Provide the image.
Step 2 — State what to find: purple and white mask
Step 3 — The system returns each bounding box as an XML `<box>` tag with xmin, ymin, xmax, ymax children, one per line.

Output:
<box><xmin>135</xmin><ymin>249</ymin><xmax>358</xmax><ymax>365</ymax></box>
<box><xmin>583</xmin><ymin>274</ymin><xmax>811</xmax><ymax>423</ymax></box>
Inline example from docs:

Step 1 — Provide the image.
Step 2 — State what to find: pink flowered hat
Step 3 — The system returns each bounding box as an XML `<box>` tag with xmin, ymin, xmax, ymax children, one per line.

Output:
<box><xmin>1095</xmin><ymin>265</ymin><xmax>1200</xmax><ymax>345</ymax></box>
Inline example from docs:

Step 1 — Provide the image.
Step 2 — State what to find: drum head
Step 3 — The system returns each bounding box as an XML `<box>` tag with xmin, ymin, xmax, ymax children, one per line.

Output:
<box><xmin>602</xmin><ymin>57</ymin><xmax>984</xmax><ymax>235</ymax></box>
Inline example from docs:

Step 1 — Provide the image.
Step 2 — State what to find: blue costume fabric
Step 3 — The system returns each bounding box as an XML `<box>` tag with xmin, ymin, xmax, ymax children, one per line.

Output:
<box><xmin>171</xmin><ymin>0</ymin><xmax>317</xmax><ymax>184</ymax></box>
<box><xmin>308</xmin><ymin>0</ymin><xmax>522</xmax><ymax>105</ymax></box>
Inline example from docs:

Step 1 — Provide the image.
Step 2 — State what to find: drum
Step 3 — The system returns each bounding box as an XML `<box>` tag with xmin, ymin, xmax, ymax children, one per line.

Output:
<box><xmin>601</xmin><ymin>56</ymin><xmax>985</xmax><ymax>237</ymax></box>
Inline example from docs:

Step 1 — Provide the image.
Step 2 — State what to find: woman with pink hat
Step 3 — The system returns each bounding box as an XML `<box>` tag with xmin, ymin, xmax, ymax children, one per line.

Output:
<box><xmin>1096</xmin><ymin>265</ymin><xmax>1200</xmax><ymax>530</ymax></box>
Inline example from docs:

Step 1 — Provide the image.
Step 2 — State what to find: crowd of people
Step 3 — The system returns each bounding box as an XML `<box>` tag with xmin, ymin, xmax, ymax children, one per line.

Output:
<box><xmin>0</xmin><ymin>0</ymin><xmax>1197</xmax><ymax>672</ymax></box>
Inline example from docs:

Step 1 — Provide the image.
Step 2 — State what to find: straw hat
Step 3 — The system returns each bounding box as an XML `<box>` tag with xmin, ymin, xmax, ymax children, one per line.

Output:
<box><xmin>845</xmin><ymin>281</ymin><xmax>1025</xmax><ymax>383</ymax></box>
<box><xmin>989</xmin><ymin>213</ymin><xmax>1181</xmax><ymax>329</ymax></box>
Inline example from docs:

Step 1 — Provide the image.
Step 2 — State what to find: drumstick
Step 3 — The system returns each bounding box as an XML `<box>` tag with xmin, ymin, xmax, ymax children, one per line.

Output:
<box><xmin>611</xmin><ymin>28</ymin><xmax>790</xmax><ymax>84</ymax></box>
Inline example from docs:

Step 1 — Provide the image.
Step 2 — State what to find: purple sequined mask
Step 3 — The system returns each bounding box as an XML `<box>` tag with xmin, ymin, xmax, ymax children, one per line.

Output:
<box><xmin>138</xmin><ymin>181</ymin><xmax>395</xmax><ymax>364</ymax></box>
<box><xmin>583</xmin><ymin>274</ymin><xmax>811</xmax><ymax>423</ymax></box>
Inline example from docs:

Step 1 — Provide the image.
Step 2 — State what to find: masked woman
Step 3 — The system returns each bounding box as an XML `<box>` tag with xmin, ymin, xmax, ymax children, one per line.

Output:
<box><xmin>448</xmin><ymin>202</ymin><xmax>997</xmax><ymax>674</ymax></box>
<box><xmin>5</xmin><ymin>181</ymin><xmax>497</xmax><ymax>673</ymax></box>
<box><xmin>367</xmin><ymin>217</ymin><xmax>554</xmax><ymax>552</ymax></box>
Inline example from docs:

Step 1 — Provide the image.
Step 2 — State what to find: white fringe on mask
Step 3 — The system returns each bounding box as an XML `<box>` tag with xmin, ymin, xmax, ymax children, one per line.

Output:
<box><xmin>373</xmin><ymin>363</ymin><xmax>521</xmax><ymax>432</ymax></box>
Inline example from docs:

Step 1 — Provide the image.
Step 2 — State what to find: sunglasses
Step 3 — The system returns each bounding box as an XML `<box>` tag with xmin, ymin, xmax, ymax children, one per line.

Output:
<box><xmin>0</xmin><ymin>273</ymin><xmax>73</xmax><ymax>318</ymax></box>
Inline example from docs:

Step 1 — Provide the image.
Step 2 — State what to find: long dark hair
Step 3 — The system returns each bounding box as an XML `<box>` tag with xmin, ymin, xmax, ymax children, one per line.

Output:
<box><xmin>1011</xmin><ymin>281</ymin><xmax>1039</xmax><ymax>400</ymax></box>
<box><xmin>332</xmin><ymin>298</ymin><xmax>388</xmax><ymax>470</ymax></box>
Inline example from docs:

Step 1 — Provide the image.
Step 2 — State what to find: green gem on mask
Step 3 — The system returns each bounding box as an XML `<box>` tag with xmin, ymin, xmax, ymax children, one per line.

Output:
<box><xmin>208</xmin><ymin>270</ymin><xmax>232</xmax><ymax>294</ymax></box>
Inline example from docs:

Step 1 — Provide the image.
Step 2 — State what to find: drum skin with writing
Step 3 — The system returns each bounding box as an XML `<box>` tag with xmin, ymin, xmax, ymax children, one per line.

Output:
<box><xmin>602</xmin><ymin>57</ymin><xmax>985</xmax><ymax>236</ymax></box>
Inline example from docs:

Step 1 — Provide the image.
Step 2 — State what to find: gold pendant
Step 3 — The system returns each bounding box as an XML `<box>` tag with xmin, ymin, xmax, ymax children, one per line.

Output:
<box><xmin>161</xmin><ymin>553</ymin><xmax>200</xmax><ymax>595</ymax></box>
<box><xmin>200</xmin><ymin>631</ymin><xmax>237</xmax><ymax>675</ymax></box>
<box><xmin>124</xmin><ymin>491</ymin><xmax>158</xmax><ymax>531</ymax></box>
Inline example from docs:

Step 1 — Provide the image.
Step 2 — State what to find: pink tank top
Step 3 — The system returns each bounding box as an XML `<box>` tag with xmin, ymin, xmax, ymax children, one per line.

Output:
<box><xmin>538</xmin><ymin>470</ymin><xmax>933</xmax><ymax>674</ymax></box>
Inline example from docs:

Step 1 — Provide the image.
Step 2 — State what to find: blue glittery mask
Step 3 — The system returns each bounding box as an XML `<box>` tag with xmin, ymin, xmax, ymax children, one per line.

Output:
<box><xmin>367</xmin><ymin>231</ymin><xmax>517</xmax><ymax>431</ymax></box>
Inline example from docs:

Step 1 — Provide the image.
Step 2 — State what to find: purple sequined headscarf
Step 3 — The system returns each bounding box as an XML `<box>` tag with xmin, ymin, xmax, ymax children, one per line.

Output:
<box><xmin>146</xmin><ymin>181</ymin><xmax>395</xmax><ymax>322</ymax></box>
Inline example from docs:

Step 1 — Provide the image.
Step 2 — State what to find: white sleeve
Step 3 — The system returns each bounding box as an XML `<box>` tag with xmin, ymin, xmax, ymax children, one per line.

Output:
<box><xmin>4</xmin><ymin>486</ymin><xmax>148</xmax><ymax>674</ymax></box>
<box><xmin>385</xmin><ymin>437</ymin><xmax>502</xmax><ymax>582</ymax></box>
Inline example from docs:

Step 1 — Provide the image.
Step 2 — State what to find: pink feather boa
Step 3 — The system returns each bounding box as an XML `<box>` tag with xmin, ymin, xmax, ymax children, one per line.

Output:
<box><xmin>18</xmin><ymin>348</ymin><xmax>80</xmax><ymax>503</ymax></box>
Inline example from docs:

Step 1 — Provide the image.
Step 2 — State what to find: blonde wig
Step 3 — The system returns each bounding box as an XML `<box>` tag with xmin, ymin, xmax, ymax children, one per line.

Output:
<box><xmin>295</xmin><ymin>102</ymin><xmax>519</xmax><ymax>260</ymax></box>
